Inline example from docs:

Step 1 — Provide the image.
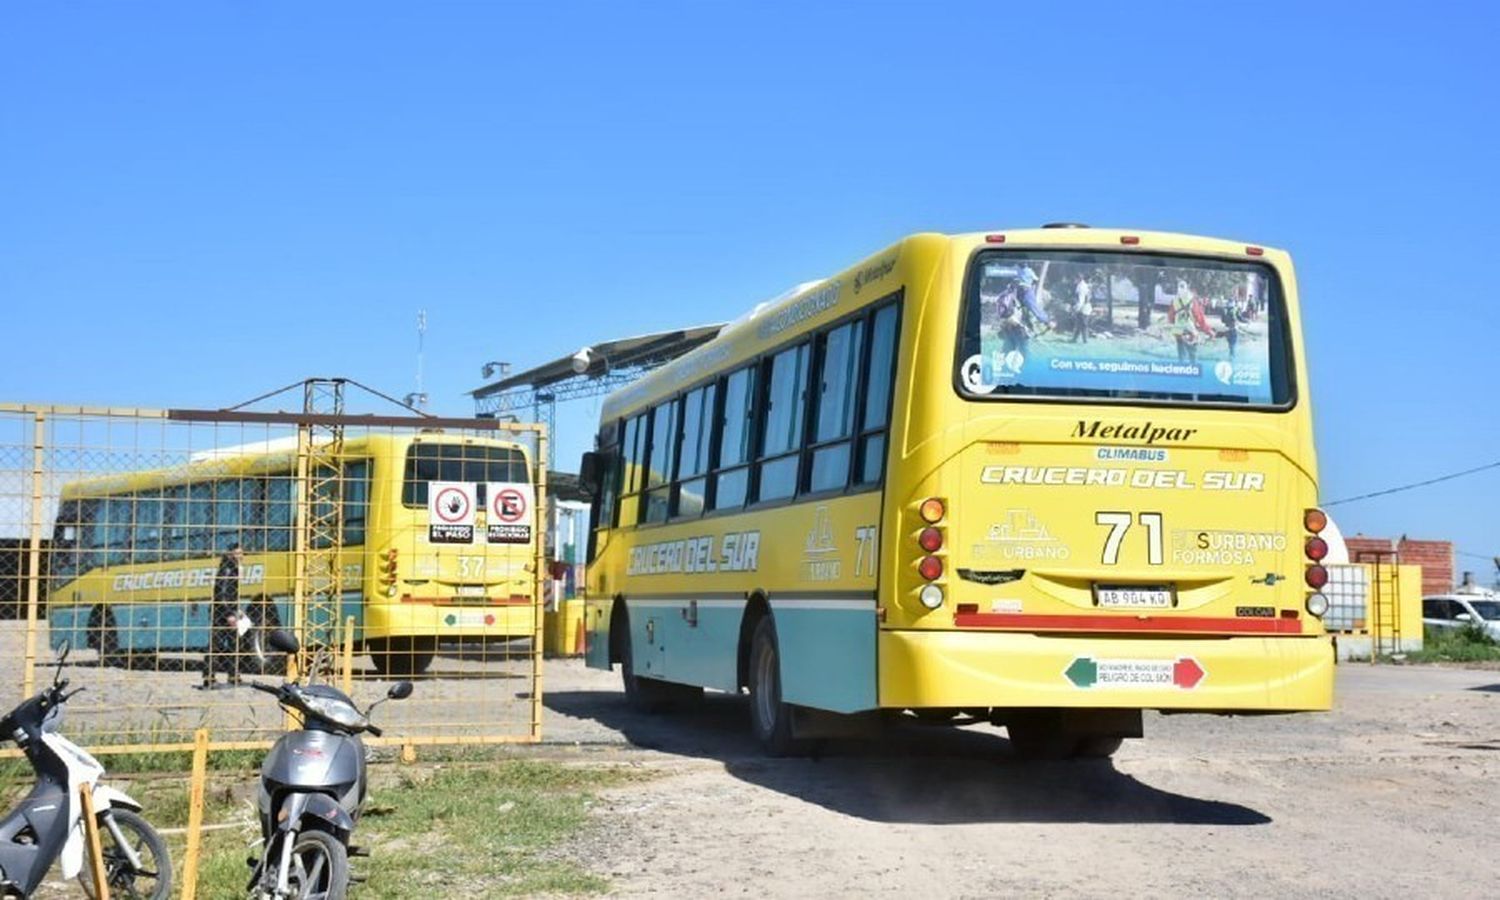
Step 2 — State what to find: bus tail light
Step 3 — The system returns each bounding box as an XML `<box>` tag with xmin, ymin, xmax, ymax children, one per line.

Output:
<box><xmin>1120</xmin><ymin>235</ymin><xmax>1140</xmax><ymax>245</ymax></box>
<box><xmin>1306</xmin><ymin>593</ymin><xmax>1330</xmax><ymax>618</ymax></box>
<box><xmin>918</xmin><ymin>556</ymin><xmax>943</xmax><ymax>581</ymax></box>
<box><xmin>919</xmin><ymin>584</ymin><xmax>944</xmax><ymax>609</ymax></box>
<box><xmin>919</xmin><ymin>498</ymin><xmax>945</xmax><ymax>524</ymax></box>
<box><xmin>380</xmin><ymin>548</ymin><xmax>399</xmax><ymax>596</ymax></box>
<box><xmin>1305</xmin><ymin>536</ymin><xmax>1328</xmax><ymax>561</ymax></box>
<box><xmin>918</xmin><ymin>527</ymin><xmax>943</xmax><ymax>552</ymax></box>
<box><xmin>1304</xmin><ymin>565</ymin><xmax>1328</xmax><ymax>590</ymax></box>
<box><xmin>1304</xmin><ymin>508</ymin><xmax>1327</xmax><ymax>534</ymax></box>
<box><xmin>1246</xmin><ymin>246</ymin><xmax>1265</xmax><ymax>257</ymax></box>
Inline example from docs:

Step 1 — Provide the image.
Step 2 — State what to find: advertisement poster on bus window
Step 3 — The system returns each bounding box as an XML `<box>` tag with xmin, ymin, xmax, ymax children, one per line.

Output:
<box><xmin>486</xmin><ymin>481</ymin><xmax>535</xmax><ymax>545</ymax></box>
<box><xmin>960</xmin><ymin>255</ymin><xmax>1279</xmax><ymax>404</ymax></box>
<box><xmin>427</xmin><ymin>481</ymin><xmax>476</xmax><ymax>544</ymax></box>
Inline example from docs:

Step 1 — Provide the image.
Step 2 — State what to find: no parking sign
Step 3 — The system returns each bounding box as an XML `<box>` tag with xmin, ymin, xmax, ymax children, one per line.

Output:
<box><xmin>486</xmin><ymin>481</ymin><xmax>534</xmax><ymax>544</ymax></box>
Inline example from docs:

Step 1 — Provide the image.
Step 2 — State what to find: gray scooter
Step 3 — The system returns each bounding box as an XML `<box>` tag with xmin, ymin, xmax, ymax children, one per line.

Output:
<box><xmin>0</xmin><ymin>642</ymin><xmax>170</xmax><ymax>898</ymax></box>
<box><xmin>247</xmin><ymin>630</ymin><xmax>412</xmax><ymax>900</ymax></box>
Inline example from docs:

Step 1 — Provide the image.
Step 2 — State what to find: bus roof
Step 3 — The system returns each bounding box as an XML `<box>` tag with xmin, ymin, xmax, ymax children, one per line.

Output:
<box><xmin>59</xmin><ymin>431</ymin><xmax>531</xmax><ymax>499</ymax></box>
<box><xmin>599</xmin><ymin>228</ymin><xmax>1290</xmax><ymax>422</ymax></box>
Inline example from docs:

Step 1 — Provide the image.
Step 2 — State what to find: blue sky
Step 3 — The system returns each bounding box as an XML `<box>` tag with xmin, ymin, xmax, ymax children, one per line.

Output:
<box><xmin>2</xmin><ymin>3</ymin><xmax>1496</xmax><ymax>576</ymax></box>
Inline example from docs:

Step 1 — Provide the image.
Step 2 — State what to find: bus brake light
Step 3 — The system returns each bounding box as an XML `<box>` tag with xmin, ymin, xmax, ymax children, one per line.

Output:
<box><xmin>918</xmin><ymin>527</ymin><xmax>943</xmax><ymax>552</ymax></box>
<box><xmin>1305</xmin><ymin>536</ymin><xmax>1328</xmax><ymax>561</ymax></box>
<box><xmin>918</xmin><ymin>556</ymin><xmax>943</xmax><ymax>581</ymax></box>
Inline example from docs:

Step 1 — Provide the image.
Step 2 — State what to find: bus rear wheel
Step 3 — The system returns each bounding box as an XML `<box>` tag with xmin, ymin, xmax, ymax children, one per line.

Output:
<box><xmin>747</xmin><ymin>617</ymin><xmax>802</xmax><ymax>756</ymax></box>
<box><xmin>368</xmin><ymin>637</ymin><xmax>435</xmax><ymax>676</ymax></box>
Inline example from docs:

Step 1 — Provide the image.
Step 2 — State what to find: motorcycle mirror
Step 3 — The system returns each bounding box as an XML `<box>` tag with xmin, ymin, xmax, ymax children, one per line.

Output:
<box><xmin>53</xmin><ymin>639</ymin><xmax>70</xmax><ymax>683</ymax></box>
<box><xmin>267</xmin><ymin>629</ymin><xmax>300</xmax><ymax>655</ymax></box>
<box><xmin>387</xmin><ymin>681</ymin><xmax>414</xmax><ymax>701</ymax></box>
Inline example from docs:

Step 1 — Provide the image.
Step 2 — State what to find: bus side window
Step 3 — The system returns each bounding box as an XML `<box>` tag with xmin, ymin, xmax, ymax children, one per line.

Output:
<box><xmin>616</xmin><ymin>413</ymin><xmax>647</xmax><ymax>528</ymax></box>
<box><xmin>214</xmin><ymin>478</ymin><xmax>245</xmax><ymax>553</ymax></box>
<box><xmin>343</xmin><ymin>460</ymin><xmax>370</xmax><ymax>546</ymax></box>
<box><xmin>51</xmin><ymin>499</ymin><xmax>81</xmax><ymax>581</ymax></box>
<box><xmin>806</xmin><ymin>318</ymin><xmax>866</xmax><ymax>493</ymax></box>
<box><xmin>187</xmin><ymin>482</ymin><xmax>213</xmax><ymax>556</ymax></box>
<box><xmin>133</xmin><ymin>491</ymin><xmax>164</xmax><ymax>563</ymax></box>
<box><xmin>78</xmin><ymin>497</ymin><xmax>103</xmax><ymax>574</ymax></box>
<box><xmin>103</xmin><ymin>496</ymin><xmax>132</xmax><ymax>567</ymax></box>
<box><xmin>162</xmin><ymin>485</ymin><xmax>188</xmax><ymax>561</ymax></box>
<box><xmin>855</xmin><ymin>302</ymin><xmax>899</xmax><ymax>485</ymax></box>
<box><xmin>673</xmin><ymin>383</ymin><xmax>715</xmax><ymax>519</ymax></box>
<box><xmin>755</xmin><ymin>342</ymin><xmax>810</xmax><ymax>503</ymax></box>
<box><xmin>640</xmin><ymin>401</ymin><xmax>678</xmax><ymax>525</ymax></box>
<box><xmin>265</xmin><ymin>475</ymin><xmax>294</xmax><ymax>552</ymax></box>
<box><xmin>710</xmin><ymin>365</ymin><xmax>757</xmax><ymax>511</ymax></box>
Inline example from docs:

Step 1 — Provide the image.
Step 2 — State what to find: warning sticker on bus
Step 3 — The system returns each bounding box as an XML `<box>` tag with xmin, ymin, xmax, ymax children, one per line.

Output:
<box><xmin>486</xmin><ymin>481</ymin><xmax>534</xmax><ymax>544</ymax></box>
<box><xmin>428</xmin><ymin>482</ymin><xmax>476</xmax><ymax>544</ymax></box>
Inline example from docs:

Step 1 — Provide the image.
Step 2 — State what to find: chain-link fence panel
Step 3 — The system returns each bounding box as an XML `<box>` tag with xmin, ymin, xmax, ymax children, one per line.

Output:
<box><xmin>0</xmin><ymin>404</ymin><xmax>546</xmax><ymax>755</ymax></box>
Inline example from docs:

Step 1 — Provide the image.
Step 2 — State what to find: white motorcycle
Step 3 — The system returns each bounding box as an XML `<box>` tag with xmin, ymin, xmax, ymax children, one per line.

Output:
<box><xmin>0</xmin><ymin>642</ymin><xmax>170</xmax><ymax>898</ymax></box>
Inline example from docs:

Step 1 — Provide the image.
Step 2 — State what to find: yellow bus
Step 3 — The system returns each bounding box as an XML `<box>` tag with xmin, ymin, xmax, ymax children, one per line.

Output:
<box><xmin>47</xmin><ymin>433</ymin><xmax>539</xmax><ymax>676</ymax></box>
<box><xmin>580</xmin><ymin>225</ymin><xmax>1333</xmax><ymax>757</ymax></box>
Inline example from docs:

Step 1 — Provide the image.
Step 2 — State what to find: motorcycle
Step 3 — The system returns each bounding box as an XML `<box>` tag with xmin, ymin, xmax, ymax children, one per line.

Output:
<box><xmin>0</xmin><ymin>641</ymin><xmax>170</xmax><ymax>899</ymax></box>
<box><xmin>247</xmin><ymin>630</ymin><xmax>412</xmax><ymax>900</ymax></box>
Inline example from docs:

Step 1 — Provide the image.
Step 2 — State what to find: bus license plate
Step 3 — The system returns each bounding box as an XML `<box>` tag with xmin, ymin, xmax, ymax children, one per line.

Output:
<box><xmin>456</xmin><ymin>585</ymin><xmax>487</xmax><ymax>597</ymax></box>
<box><xmin>1095</xmin><ymin>586</ymin><xmax>1173</xmax><ymax>609</ymax></box>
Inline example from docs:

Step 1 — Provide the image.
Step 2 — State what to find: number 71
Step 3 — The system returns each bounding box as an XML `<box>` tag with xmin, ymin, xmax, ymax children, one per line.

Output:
<box><xmin>1095</xmin><ymin>512</ymin><xmax>1163</xmax><ymax>565</ymax></box>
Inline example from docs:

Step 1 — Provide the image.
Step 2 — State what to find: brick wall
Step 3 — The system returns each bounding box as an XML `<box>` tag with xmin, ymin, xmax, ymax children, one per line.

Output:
<box><xmin>1396</xmin><ymin>539</ymin><xmax>1455</xmax><ymax>596</ymax></box>
<box><xmin>1345</xmin><ymin>536</ymin><xmax>1395</xmax><ymax>561</ymax></box>
<box><xmin>1345</xmin><ymin>534</ymin><xmax>1453</xmax><ymax>596</ymax></box>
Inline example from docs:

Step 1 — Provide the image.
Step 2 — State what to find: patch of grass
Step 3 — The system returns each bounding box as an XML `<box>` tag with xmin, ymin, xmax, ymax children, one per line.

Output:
<box><xmin>193</xmin><ymin>757</ymin><xmax>648</xmax><ymax>898</ymax></box>
<box><xmin>1399</xmin><ymin>625</ymin><xmax>1500</xmax><ymax>663</ymax></box>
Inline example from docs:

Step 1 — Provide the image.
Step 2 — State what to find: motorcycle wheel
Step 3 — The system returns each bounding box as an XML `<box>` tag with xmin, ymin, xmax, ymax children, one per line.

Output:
<box><xmin>285</xmin><ymin>829</ymin><xmax>349</xmax><ymax>900</ymax></box>
<box><xmin>81</xmin><ymin>808</ymin><xmax>172</xmax><ymax>900</ymax></box>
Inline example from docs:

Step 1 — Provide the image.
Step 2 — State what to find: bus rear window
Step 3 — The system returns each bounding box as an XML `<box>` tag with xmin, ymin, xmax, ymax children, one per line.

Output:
<box><xmin>402</xmin><ymin>444</ymin><xmax>530</xmax><ymax>507</ymax></box>
<box><xmin>957</xmin><ymin>250</ymin><xmax>1293</xmax><ymax>407</ymax></box>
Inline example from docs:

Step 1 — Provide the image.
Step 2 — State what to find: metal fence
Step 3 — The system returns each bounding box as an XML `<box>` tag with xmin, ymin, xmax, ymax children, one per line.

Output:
<box><xmin>0</xmin><ymin>402</ymin><xmax>547</xmax><ymax>756</ymax></box>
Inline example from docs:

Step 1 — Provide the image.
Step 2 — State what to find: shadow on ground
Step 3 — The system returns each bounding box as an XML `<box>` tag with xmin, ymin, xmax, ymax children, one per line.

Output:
<box><xmin>544</xmin><ymin>689</ymin><xmax>1270</xmax><ymax>826</ymax></box>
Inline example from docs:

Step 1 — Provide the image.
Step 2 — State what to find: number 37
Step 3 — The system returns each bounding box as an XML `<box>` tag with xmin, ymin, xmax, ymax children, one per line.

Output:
<box><xmin>1095</xmin><ymin>512</ymin><xmax>1163</xmax><ymax>565</ymax></box>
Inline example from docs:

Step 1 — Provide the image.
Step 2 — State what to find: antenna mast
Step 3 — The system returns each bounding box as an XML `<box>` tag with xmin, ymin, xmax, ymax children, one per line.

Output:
<box><xmin>414</xmin><ymin>309</ymin><xmax>428</xmax><ymax>411</ymax></box>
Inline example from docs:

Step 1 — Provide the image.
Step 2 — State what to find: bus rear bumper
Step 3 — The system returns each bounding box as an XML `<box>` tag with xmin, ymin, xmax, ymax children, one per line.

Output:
<box><xmin>365</xmin><ymin>601</ymin><xmax>536</xmax><ymax>639</ymax></box>
<box><xmin>878</xmin><ymin>629</ymin><xmax>1334</xmax><ymax>712</ymax></box>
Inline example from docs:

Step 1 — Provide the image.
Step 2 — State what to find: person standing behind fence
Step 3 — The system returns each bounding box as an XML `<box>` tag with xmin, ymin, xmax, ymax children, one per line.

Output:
<box><xmin>203</xmin><ymin>544</ymin><xmax>244</xmax><ymax>688</ymax></box>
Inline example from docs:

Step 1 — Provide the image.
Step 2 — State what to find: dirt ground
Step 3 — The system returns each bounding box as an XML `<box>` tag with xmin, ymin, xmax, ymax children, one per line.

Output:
<box><xmin>539</xmin><ymin>659</ymin><xmax>1500</xmax><ymax>899</ymax></box>
<box><xmin>8</xmin><ymin>622</ymin><xmax>1499</xmax><ymax>898</ymax></box>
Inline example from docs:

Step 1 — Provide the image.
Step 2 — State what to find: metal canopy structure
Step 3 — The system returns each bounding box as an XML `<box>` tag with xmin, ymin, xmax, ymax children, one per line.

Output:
<box><xmin>470</xmin><ymin>324</ymin><xmax>724</xmax><ymax>464</ymax></box>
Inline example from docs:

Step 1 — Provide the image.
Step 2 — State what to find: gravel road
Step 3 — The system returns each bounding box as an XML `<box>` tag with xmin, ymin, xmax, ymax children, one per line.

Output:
<box><xmin>10</xmin><ymin>619</ymin><xmax>1498</xmax><ymax>898</ymax></box>
<box><xmin>538</xmin><ymin>659</ymin><xmax>1500</xmax><ymax>898</ymax></box>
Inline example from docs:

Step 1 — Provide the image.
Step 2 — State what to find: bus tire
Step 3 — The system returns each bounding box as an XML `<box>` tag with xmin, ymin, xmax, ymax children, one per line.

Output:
<box><xmin>90</xmin><ymin>606</ymin><xmax>146</xmax><ymax>670</ymax></box>
<box><xmin>748</xmin><ymin>617</ymin><xmax>801</xmax><ymax>756</ymax></box>
<box><xmin>1074</xmin><ymin>735</ymin><xmax>1125</xmax><ymax>759</ymax></box>
<box><xmin>617</xmin><ymin>612</ymin><xmax>687</xmax><ymax>713</ymax></box>
<box><xmin>368</xmin><ymin>637</ymin><xmax>435</xmax><ymax>677</ymax></box>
